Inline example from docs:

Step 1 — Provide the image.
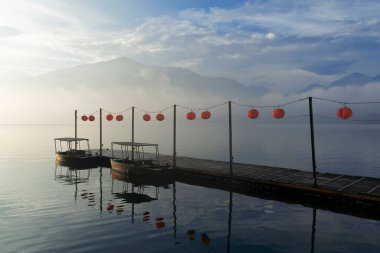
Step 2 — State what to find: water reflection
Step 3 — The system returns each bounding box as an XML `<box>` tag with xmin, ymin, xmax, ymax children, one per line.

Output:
<box><xmin>53</xmin><ymin>163</ymin><xmax>328</xmax><ymax>253</ymax></box>
<box><xmin>54</xmin><ymin>162</ymin><xmax>92</xmax><ymax>202</ymax></box>
<box><xmin>310</xmin><ymin>208</ymin><xmax>317</xmax><ymax>253</ymax></box>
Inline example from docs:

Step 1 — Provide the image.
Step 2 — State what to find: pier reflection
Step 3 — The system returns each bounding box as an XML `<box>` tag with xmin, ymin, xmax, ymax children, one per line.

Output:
<box><xmin>53</xmin><ymin>163</ymin><xmax>321</xmax><ymax>253</ymax></box>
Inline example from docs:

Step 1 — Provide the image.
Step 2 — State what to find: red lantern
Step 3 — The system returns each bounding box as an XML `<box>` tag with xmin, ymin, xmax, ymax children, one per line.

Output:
<box><xmin>116</xmin><ymin>115</ymin><xmax>123</xmax><ymax>121</ymax></box>
<box><xmin>81</xmin><ymin>115</ymin><xmax>88</xmax><ymax>121</ymax></box>
<box><xmin>187</xmin><ymin>111</ymin><xmax>196</xmax><ymax>120</ymax></box>
<box><xmin>337</xmin><ymin>106</ymin><xmax>353</xmax><ymax>119</ymax></box>
<box><xmin>156</xmin><ymin>113</ymin><xmax>165</xmax><ymax>121</ymax></box>
<box><xmin>272</xmin><ymin>108</ymin><xmax>285</xmax><ymax>119</ymax></box>
<box><xmin>247</xmin><ymin>108</ymin><xmax>259</xmax><ymax>119</ymax></box>
<box><xmin>143</xmin><ymin>114</ymin><xmax>151</xmax><ymax>121</ymax></box>
<box><xmin>88</xmin><ymin>115</ymin><xmax>95</xmax><ymax>121</ymax></box>
<box><xmin>106</xmin><ymin>114</ymin><xmax>113</xmax><ymax>121</ymax></box>
<box><xmin>201</xmin><ymin>111</ymin><xmax>211</xmax><ymax>120</ymax></box>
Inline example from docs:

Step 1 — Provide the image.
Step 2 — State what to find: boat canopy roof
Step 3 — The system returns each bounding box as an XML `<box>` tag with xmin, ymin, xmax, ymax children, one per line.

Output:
<box><xmin>112</xmin><ymin>142</ymin><xmax>158</xmax><ymax>147</ymax></box>
<box><xmin>54</xmin><ymin>137</ymin><xmax>89</xmax><ymax>142</ymax></box>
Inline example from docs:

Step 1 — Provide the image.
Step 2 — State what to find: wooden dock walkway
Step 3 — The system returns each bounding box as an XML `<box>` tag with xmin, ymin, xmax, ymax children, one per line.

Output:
<box><xmin>97</xmin><ymin>149</ymin><xmax>380</xmax><ymax>219</ymax></box>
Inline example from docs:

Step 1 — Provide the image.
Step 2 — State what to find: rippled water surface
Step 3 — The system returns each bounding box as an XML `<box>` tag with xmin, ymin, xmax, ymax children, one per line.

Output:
<box><xmin>0</xmin><ymin>125</ymin><xmax>379</xmax><ymax>252</ymax></box>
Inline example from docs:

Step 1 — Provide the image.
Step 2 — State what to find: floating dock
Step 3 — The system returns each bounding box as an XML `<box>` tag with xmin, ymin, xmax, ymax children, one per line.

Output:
<box><xmin>97</xmin><ymin>149</ymin><xmax>380</xmax><ymax>219</ymax></box>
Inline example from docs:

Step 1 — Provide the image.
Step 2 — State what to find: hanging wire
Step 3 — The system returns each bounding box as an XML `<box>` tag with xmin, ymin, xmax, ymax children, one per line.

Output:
<box><xmin>137</xmin><ymin>105</ymin><xmax>174</xmax><ymax>114</ymax></box>
<box><xmin>79</xmin><ymin>96</ymin><xmax>380</xmax><ymax>118</ymax></box>
<box><xmin>103</xmin><ymin>107</ymin><xmax>133</xmax><ymax>115</ymax></box>
<box><xmin>232</xmin><ymin>97</ymin><xmax>308</xmax><ymax>108</ymax></box>
<box><xmin>313</xmin><ymin>97</ymin><xmax>380</xmax><ymax>105</ymax></box>
<box><xmin>177</xmin><ymin>101</ymin><xmax>229</xmax><ymax>112</ymax></box>
<box><xmin>80</xmin><ymin>109</ymin><xmax>99</xmax><ymax>115</ymax></box>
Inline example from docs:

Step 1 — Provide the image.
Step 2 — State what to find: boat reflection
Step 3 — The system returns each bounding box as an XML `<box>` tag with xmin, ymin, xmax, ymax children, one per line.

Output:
<box><xmin>54</xmin><ymin>163</ymin><xmax>318</xmax><ymax>252</ymax></box>
<box><xmin>54</xmin><ymin>162</ymin><xmax>92</xmax><ymax>185</ymax></box>
<box><xmin>111</xmin><ymin>169</ymin><xmax>174</xmax><ymax>187</ymax></box>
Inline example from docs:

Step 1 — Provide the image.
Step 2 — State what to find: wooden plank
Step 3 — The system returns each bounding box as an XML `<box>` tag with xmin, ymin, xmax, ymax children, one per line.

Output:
<box><xmin>272</xmin><ymin>171</ymin><xmax>309</xmax><ymax>182</ymax></box>
<box><xmin>251</xmin><ymin>168</ymin><xmax>293</xmax><ymax>179</ymax></box>
<box><xmin>338</xmin><ymin>177</ymin><xmax>366</xmax><ymax>191</ymax></box>
<box><xmin>368</xmin><ymin>184</ymin><xmax>380</xmax><ymax>194</ymax></box>
<box><xmin>318</xmin><ymin>175</ymin><xmax>344</xmax><ymax>186</ymax></box>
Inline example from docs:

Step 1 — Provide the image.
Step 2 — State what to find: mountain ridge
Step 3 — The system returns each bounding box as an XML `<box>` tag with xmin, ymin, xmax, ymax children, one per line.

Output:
<box><xmin>298</xmin><ymin>72</ymin><xmax>380</xmax><ymax>94</ymax></box>
<box><xmin>3</xmin><ymin>56</ymin><xmax>378</xmax><ymax>97</ymax></box>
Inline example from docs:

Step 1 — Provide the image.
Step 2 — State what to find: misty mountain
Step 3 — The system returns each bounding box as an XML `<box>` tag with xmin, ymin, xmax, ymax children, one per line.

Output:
<box><xmin>23</xmin><ymin>57</ymin><xmax>268</xmax><ymax>99</ymax></box>
<box><xmin>297</xmin><ymin>83</ymin><xmax>326</xmax><ymax>93</ymax></box>
<box><xmin>298</xmin><ymin>72</ymin><xmax>380</xmax><ymax>94</ymax></box>
<box><xmin>0</xmin><ymin>71</ymin><xmax>30</xmax><ymax>84</ymax></box>
<box><xmin>328</xmin><ymin>72</ymin><xmax>374</xmax><ymax>88</ymax></box>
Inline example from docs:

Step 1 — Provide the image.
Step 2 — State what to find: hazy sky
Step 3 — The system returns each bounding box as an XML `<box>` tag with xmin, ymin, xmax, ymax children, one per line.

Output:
<box><xmin>1</xmin><ymin>0</ymin><xmax>380</xmax><ymax>87</ymax></box>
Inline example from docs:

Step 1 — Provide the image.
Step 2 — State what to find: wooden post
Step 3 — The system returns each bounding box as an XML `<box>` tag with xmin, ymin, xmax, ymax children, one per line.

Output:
<box><xmin>132</xmin><ymin>106</ymin><xmax>135</xmax><ymax>161</ymax></box>
<box><xmin>99</xmin><ymin>108</ymin><xmax>102</xmax><ymax>157</ymax></box>
<box><xmin>75</xmin><ymin>109</ymin><xmax>77</xmax><ymax>150</ymax></box>
<box><xmin>173</xmin><ymin>104</ymin><xmax>177</xmax><ymax>168</ymax></box>
<box><xmin>308</xmin><ymin>97</ymin><xmax>317</xmax><ymax>187</ymax></box>
<box><xmin>228</xmin><ymin>101</ymin><xmax>233</xmax><ymax>177</ymax></box>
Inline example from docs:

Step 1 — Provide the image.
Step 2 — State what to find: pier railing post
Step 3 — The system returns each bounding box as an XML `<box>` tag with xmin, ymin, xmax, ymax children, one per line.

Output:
<box><xmin>132</xmin><ymin>106</ymin><xmax>135</xmax><ymax>161</ymax></box>
<box><xmin>173</xmin><ymin>104</ymin><xmax>177</xmax><ymax>168</ymax></box>
<box><xmin>228</xmin><ymin>101</ymin><xmax>233</xmax><ymax>178</ymax></box>
<box><xmin>308</xmin><ymin>97</ymin><xmax>317</xmax><ymax>187</ymax></box>
<box><xmin>75</xmin><ymin>109</ymin><xmax>77</xmax><ymax>150</ymax></box>
<box><xmin>99</xmin><ymin>108</ymin><xmax>102</xmax><ymax>157</ymax></box>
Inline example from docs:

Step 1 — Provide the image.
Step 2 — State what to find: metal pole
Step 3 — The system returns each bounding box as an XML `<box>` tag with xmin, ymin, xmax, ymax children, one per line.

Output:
<box><xmin>99</xmin><ymin>167</ymin><xmax>103</xmax><ymax>213</ymax></box>
<box><xmin>308</xmin><ymin>97</ymin><xmax>317</xmax><ymax>187</ymax></box>
<box><xmin>172</xmin><ymin>182</ymin><xmax>177</xmax><ymax>238</ymax></box>
<box><xmin>132</xmin><ymin>106</ymin><xmax>135</xmax><ymax>161</ymax></box>
<box><xmin>100</xmin><ymin>108</ymin><xmax>102</xmax><ymax>157</ymax></box>
<box><xmin>173</xmin><ymin>104</ymin><xmax>177</xmax><ymax>168</ymax></box>
<box><xmin>228</xmin><ymin>101</ymin><xmax>233</xmax><ymax>178</ymax></box>
<box><xmin>75</xmin><ymin>110</ymin><xmax>77</xmax><ymax>150</ymax></box>
<box><xmin>310</xmin><ymin>208</ymin><xmax>317</xmax><ymax>253</ymax></box>
<box><xmin>227</xmin><ymin>190</ymin><xmax>233</xmax><ymax>253</ymax></box>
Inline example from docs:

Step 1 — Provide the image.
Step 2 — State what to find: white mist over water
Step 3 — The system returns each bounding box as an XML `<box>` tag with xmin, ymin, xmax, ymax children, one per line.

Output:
<box><xmin>1</xmin><ymin>121</ymin><xmax>379</xmax><ymax>178</ymax></box>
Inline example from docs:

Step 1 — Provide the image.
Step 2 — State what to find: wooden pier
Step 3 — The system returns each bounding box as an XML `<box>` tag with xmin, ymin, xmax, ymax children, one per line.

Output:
<box><xmin>78</xmin><ymin>97</ymin><xmax>380</xmax><ymax>219</ymax></box>
<box><xmin>96</xmin><ymin>149</ymin><xmax>380</xmax><ymax>219</ymax></box>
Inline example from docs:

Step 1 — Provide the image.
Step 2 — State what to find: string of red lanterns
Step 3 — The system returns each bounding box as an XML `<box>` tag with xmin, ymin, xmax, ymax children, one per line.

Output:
<box><xmin>80</xmin><ymin>99</ymin><xmax>358</xmax><ymax>122</ymax></box>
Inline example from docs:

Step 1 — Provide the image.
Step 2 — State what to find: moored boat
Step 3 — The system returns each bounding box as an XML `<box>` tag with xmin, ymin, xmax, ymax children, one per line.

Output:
<box><xmin>54</xmin><ymin>137</ymin><xmax>101</xmax><ymax>167</ymax></box>
<box><xmin>110</xmin><ymin>142</ymin><xmax>173</xmax><ymax>178</ymax></box>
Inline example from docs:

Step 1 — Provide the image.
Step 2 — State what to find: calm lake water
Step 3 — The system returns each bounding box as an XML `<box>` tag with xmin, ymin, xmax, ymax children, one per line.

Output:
<box><xmin>0</xmin><ymin>123</ymin><xmax>380</xmax><ymax>252</ymax></box>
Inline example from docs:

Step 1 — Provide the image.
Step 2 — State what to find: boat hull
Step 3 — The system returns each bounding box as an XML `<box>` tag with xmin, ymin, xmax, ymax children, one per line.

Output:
<box><xmin>56</xmin><ymin>153</ymin><xmax>101</xmax><ymax>168</ymax></box>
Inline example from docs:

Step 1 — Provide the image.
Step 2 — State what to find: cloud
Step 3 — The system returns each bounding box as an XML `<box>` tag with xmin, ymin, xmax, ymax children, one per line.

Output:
<box><xmin>0</xmin><ymin>25</ymin><xmax>21</xmax><ymax>38</ymax></box>
<box><xmin>1</xmin><ymin>0</ymin><xmax>380</xmax><ymax>89</ymax></box>
<box><xmin>265</xmin><ymin>33</ymin><xmax>276</xmax><ymax>40</ymax></box>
